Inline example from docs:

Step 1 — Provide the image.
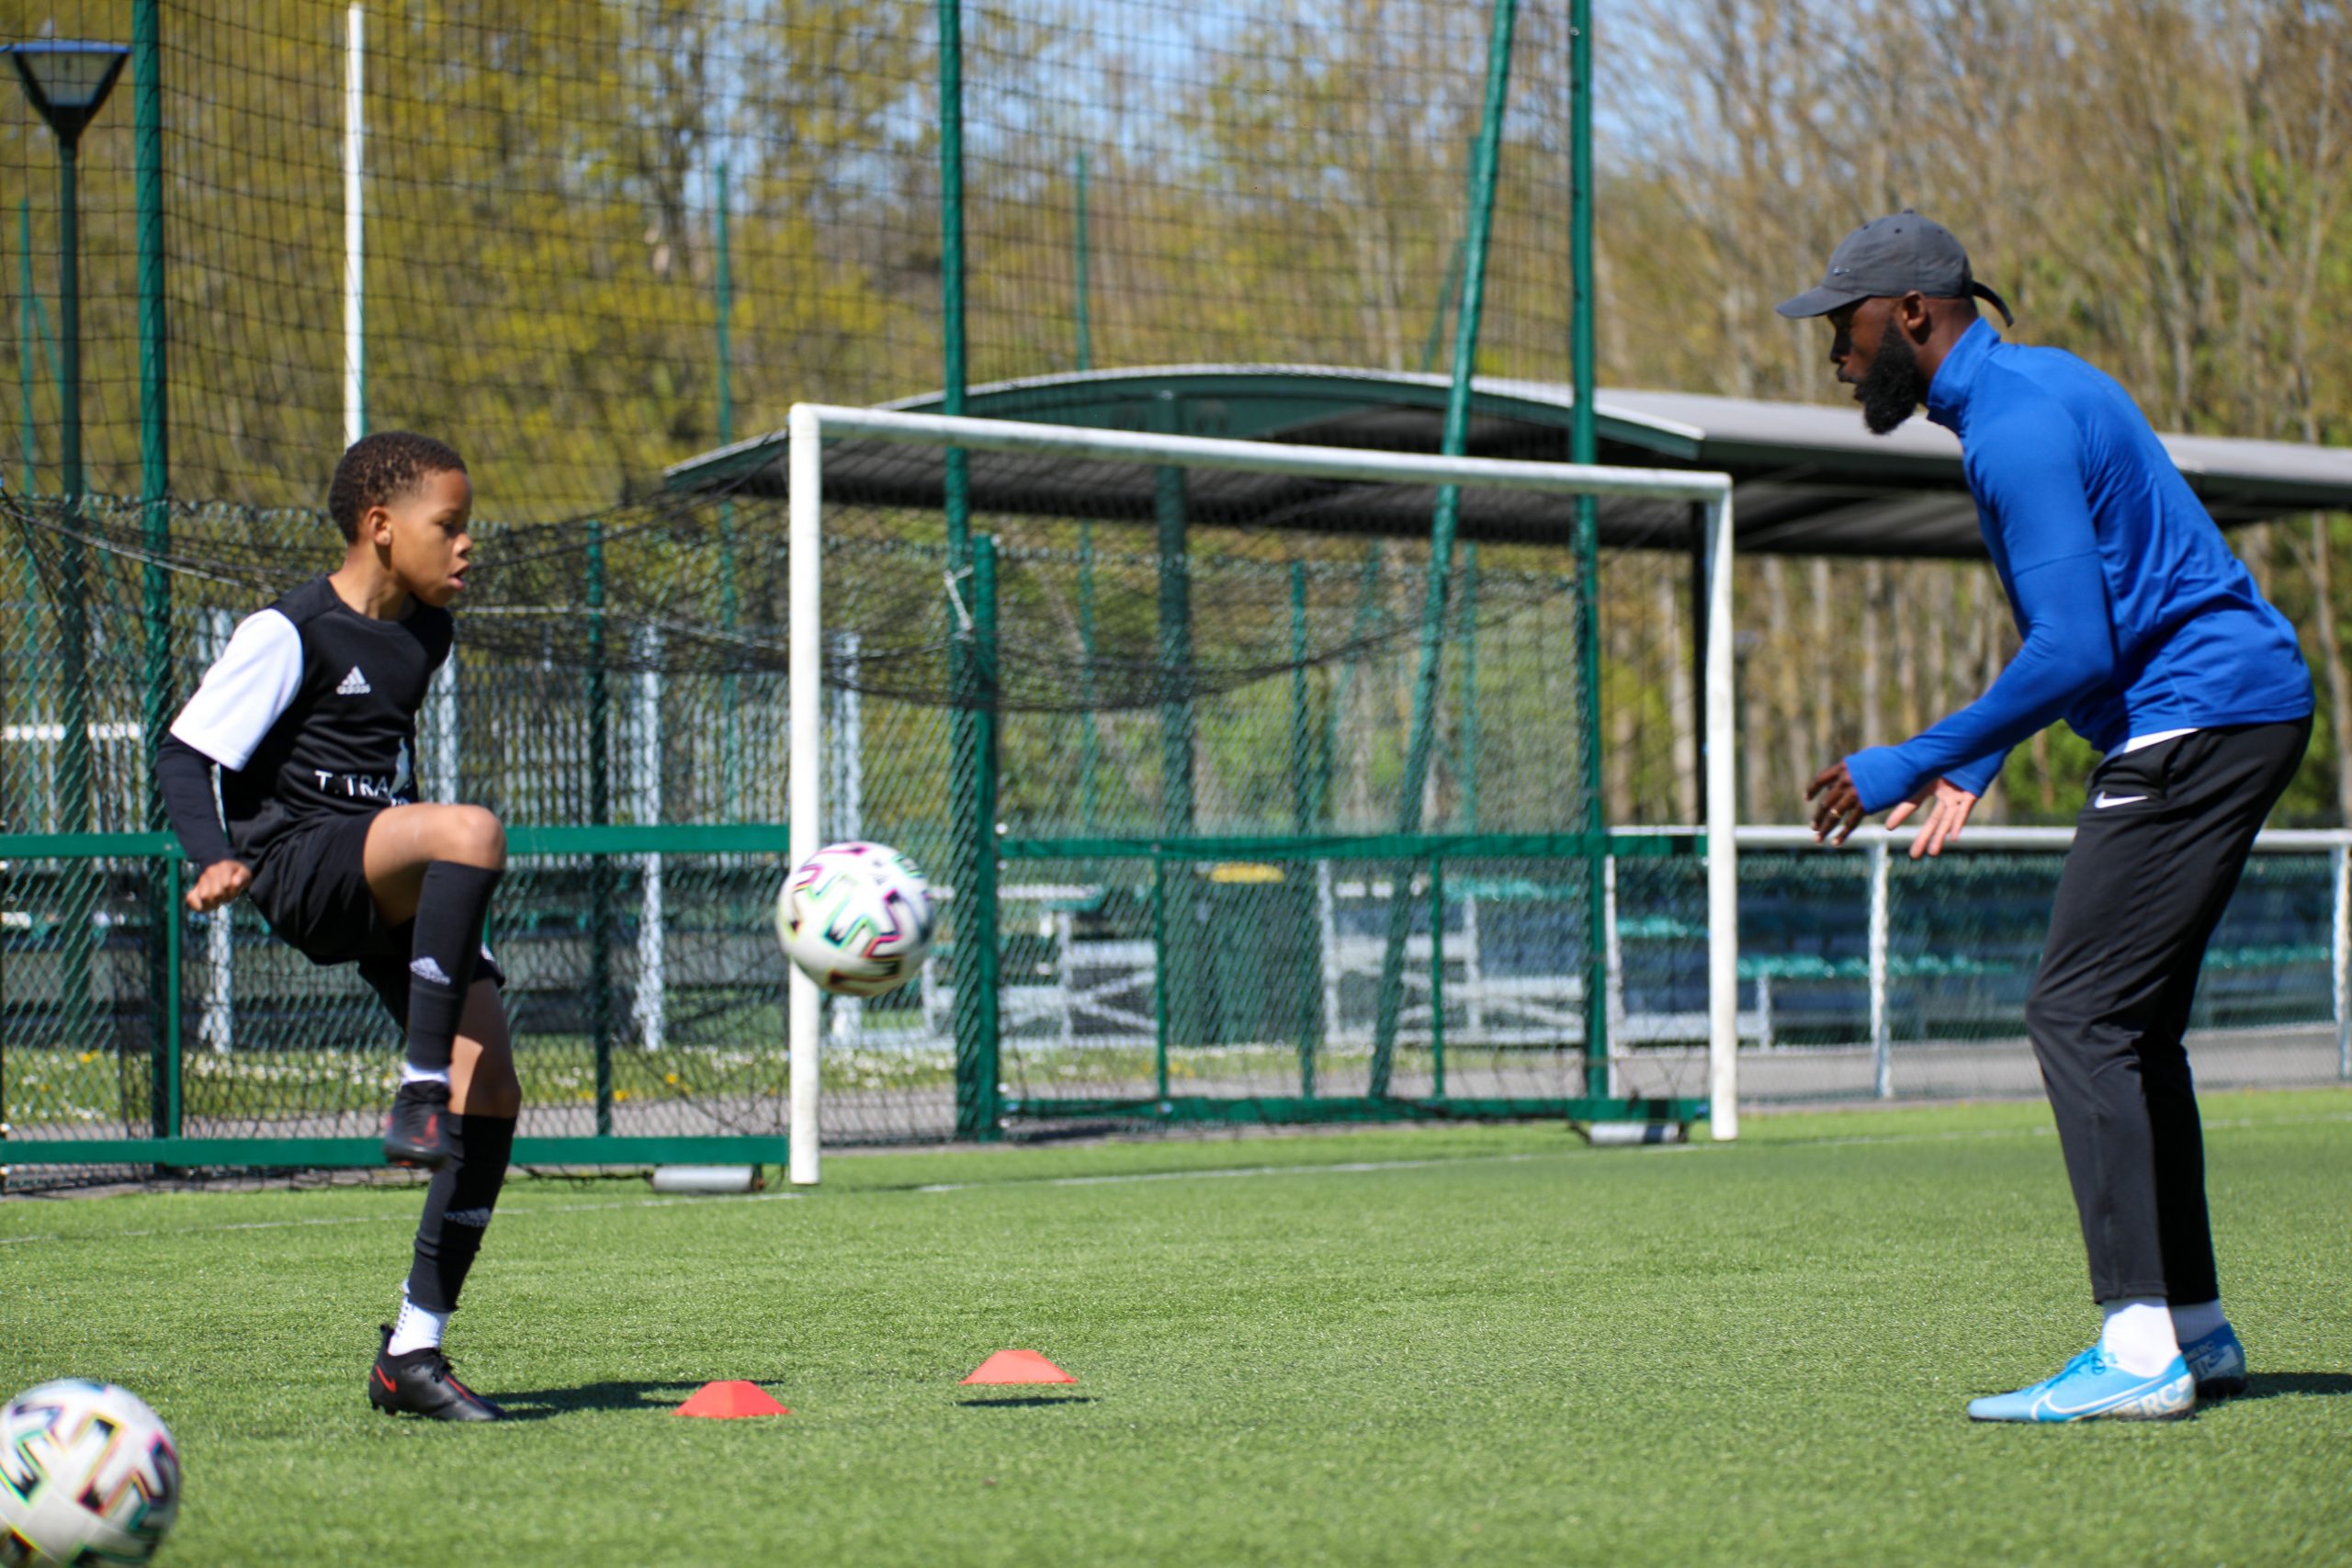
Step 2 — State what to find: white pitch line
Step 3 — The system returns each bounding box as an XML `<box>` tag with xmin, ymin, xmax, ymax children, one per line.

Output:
<box><xmin>166</xmin><ymin>1188</ymin><xmax>807</xmax><ymax>1237</ymax></box>
<box><xmin>1791</xmin><ymin>1108</ymin><xmax>2352</xmax><ymax>1152</ymax></box>
<box><xmin>1</xmin><ymin>1109</ymin><xmax>2344</xmax><ymax>1249</ymax></box>
<box><xmin>0</xmin><ymin>1156</ymin><xmax>1567</xmax><ymax>1247</ymax></box>
<box><xmin>912</xmin><ymin>1151</ymin><xmax>1560</xmax><ymax>1194</ymax></box>
<box><xmin>0</xmin><ymin>1190</ymin><xmax>803</xmax><ymax>1249</ymax></box>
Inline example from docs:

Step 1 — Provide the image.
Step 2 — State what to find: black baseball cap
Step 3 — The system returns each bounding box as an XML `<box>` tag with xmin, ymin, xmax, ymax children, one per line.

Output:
<box><xmin>1775</xmin><ymin>209</ymin><xmax>2013</xmax><ymax>326</ymax></box>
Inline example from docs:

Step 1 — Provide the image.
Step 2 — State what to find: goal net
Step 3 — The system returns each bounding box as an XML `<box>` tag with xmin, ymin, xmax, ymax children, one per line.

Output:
<box><xmin>765</xmin><ymin>404</ymin><xmax>1737</xmax><ymax>1181</ymax></box>
<box><xmin>0</xmin><ymin>408</ymin><xmax>1734</xmax><ymax>1177</ymax></box>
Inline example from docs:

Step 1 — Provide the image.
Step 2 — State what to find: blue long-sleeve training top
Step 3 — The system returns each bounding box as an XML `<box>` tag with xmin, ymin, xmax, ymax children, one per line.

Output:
<box><xmin>1843</xmin><ymin>321</ymin><xmax>2313</xmax><ymax>813</ymax></box>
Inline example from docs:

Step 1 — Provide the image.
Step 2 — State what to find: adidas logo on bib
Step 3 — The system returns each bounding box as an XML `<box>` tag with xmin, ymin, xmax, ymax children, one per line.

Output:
<box><xmin>337</xmin><ymin>666</ymin><xmax>372</xmax><ymax>695</ymax></box>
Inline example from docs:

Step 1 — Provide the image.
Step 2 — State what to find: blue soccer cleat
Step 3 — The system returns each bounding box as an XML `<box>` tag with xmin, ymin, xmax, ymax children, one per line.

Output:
<box><xmin>2179</xmin><ymin>1324</ymin><xmax>2248</xmax><ymax>1400</ymax></box>
<box><xmin>1966</xmin><ymin>1345</ymin><xmax>2196</xmax><ymax>1423</ymax></box>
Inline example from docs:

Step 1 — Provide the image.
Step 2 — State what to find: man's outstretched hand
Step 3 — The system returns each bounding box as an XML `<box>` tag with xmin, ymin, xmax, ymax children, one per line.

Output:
<box><xmin>1808</xmin><ymin>762</ymin><xmax>1979</xmax><ymax>857</ymax></box>
<box><xmin>1885</xmin><ymin>776</ymin><xmax>1979</xmax><ymax>859</ymax></box>
<box><xmin>187</xmin><ymin>859</ymin><xmax>252</xmax><ymax>913</ymax></box>
<box><xmin>1806</xmin><ymin>761</ymin><xmax>1866</xmax><ymax>845</ymax></box>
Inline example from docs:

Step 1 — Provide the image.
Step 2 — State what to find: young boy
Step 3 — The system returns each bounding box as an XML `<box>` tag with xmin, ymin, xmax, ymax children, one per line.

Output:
<box><xmin>159</xmin><ymin>432</ymin><xmax>514</xmax><ymax>1422</ymax></box>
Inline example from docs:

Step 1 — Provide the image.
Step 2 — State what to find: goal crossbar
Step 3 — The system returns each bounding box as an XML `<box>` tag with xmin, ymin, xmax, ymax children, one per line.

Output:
<box><xmin>784</xmin><ymin>402</ymin><xmax>1731</xmax><ymax>502</ymax></box>
<box><xmin>784</xmin><ymin>401</ymin><xmax>1740</xmax><ymax>1182</ymax></box>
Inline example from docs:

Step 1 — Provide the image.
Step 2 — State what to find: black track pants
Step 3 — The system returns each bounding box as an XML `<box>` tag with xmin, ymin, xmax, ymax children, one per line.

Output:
<box><xmin>2023</xmin><ymin>717</ymin><xmax>2310</xmax><ymax>1304</ymax></box>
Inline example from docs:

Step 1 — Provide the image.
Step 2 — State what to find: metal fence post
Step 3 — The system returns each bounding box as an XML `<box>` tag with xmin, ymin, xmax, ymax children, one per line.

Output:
<box><xmin>136</xmin><ymin>0</ymin><xmax>176</xmax><ymax>1144</ymax></box>
<box><xmin>949</xmin><ymin>534</ymin><xmax>1001</xmax><ymax>1139</ymax></box>
<box><xmin>633</xmin><ymin>625</ymin><xmax>664</xmax><ymax>1054</ymax></box>
<box><xmin>1080</xmin><ymin>525</ymin><xmax>1101</xmax><ymax>829</ymax></box>
<box><xmin>1374</xmin><ymin>0</ymin><xmax>1518</xmax><ymax>1097</ymax></box>
<box><xmin>1869</xmin><ymin>838</ymin><xmax>1892</xmax><ymax>1099</ymax></box>
<box><xmin>424</xmin><ymin>658</ymin><xmax>457</xmax><ymax>803</ymax></box>
<box><xmin>585</xmin><ymin>516</ymin><xmax>613</xmax><ymax>1137</ymax></box>
<box><xmin>1152</xmin><ymin>391</ymin><xmax>1197</xmax><ymax>1056</ymax></box>
<box><xmin>203</xmin><ymin>899</ymin><xmax>232</xmax><ymax>1054</ymax></box>
<box><xmin>937</xmin><ymin>0</ymin><xmax>1001</xmax><ymax>1143</ymax></box>
<box><xmin>1317</xmin><ymin>861</ymin><xmax>1341</xmax><ymax>1062</ymax></box>
<box><xmin>201</xmin><ymin>611</ymin><xmax>234</xmax><ymax>1055</ymax></box>
<box><xmin>714</xmin><ymin>158</ymin><xmax>743</xmax><ymax>818</ymax></box>
<box><xmin>53</xmin><ymin>132</ymin><xmax>95</xmax><ymax>1034</ymax></box>
<box><xmin>1601</xmin><ymin>852</ymin><xmax>1623</xmax><ymax>1098</ymax></box>
<box><xmin>161</xmin><ymin>858</ymin><xmax>181</xmax><ymax>1139</ymax></box>
<box><xmin>827</xmin><ymin>631</ymin><xmax>865</xmax><ymax>1045</ymax></box>
<box><xmin>1571</xmin><ymin>0</ymin><xmax>1604</xmax><ymax>1103</ymax></box>
<box><xmin>1291</xmin><ymin>562</ymin><xmax>1318</xmax><ymax>1096</ymax></box>
<box><xmin>1152</xmin><ymin>851</ymin><xmax>1170</xmax><ymax>1109</ymax></box>
<box><xmin>1459</xmin><ymin>544</ymin><xmax>1479</xmax><ymax>830</ymax></box>
<box><xmin>1429</xmin><ymin>853</ymin><xmax>1445</xmax><ymax>1097</ymax></box>
<box><xmin>2335</xmin><ymin>841</ymin><xmax>2349</xmax><ymax>1081</ymax></box>
<box><xmin>1702</xmin><ymin>493</ymin><xmax>1738</xmax><ymax>1136</ymax></box>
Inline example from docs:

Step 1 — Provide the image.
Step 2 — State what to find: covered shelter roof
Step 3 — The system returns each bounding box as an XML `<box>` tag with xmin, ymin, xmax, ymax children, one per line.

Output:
<box><xmin>663</xmin><ymin>365</ymin><xmax>2352</xmax><ymax>558</ymax></box>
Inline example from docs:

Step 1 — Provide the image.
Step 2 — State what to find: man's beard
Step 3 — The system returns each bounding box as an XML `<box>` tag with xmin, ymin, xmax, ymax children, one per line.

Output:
<box><xmin>1857</xmin><ymin>326</ymin><xmax>1931</xmax><ymax>434</ymax></box>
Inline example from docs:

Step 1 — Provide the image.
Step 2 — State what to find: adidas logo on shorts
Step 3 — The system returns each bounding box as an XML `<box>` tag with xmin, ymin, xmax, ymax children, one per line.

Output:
<box><xmin>337</xmin><ymin>666</ymin><xmax>372</xmax><ymax>695</ymax></box>
<box><xmin>409</xmin><ymin>955</ymin><xmax>453</xmax><ymax>986</ymax></box>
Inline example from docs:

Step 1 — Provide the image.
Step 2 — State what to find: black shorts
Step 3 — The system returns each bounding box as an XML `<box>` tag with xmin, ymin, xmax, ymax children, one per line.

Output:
<box><xmin>245</xmin><ymin>810</ymin><xmax>505</xmax><ymax>1029</ymax></box>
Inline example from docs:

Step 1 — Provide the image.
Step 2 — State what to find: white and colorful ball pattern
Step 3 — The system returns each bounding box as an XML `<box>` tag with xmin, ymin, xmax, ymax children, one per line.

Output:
<box><xmin>0</xmin><ymin>1381</ymin><xmax>180</xmax><ymax>1567</ymax></box>
<box><xmin>775</xmin><ymin>840</ymin><xmax>937</xmax><ymax>998</ymax></box>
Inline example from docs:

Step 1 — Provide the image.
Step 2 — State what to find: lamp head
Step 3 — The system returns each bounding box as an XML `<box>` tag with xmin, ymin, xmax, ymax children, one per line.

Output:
<box><xmin>5</xmin><ymin>40</ymin><xmax>130</xmax><ymax>149</ymax></box>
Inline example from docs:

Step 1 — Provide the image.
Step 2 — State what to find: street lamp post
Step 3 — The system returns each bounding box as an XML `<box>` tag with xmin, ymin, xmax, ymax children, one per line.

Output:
<box><xmin>7</xmin><ymin>41</ymin><xmax>126</xmax><ymax>505</ymax></box>
<box><xmin>6</xmin><ymin>39</ymin><xmax>130</xmax><ymax>1023</ymax></box>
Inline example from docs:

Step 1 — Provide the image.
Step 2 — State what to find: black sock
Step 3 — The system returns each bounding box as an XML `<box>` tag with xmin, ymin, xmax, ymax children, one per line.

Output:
<box><xmin>405</xmin><ymin>862</ymin><xmax>503</xmax><ymax>1074</ymax></box>
<box><xmin>404</xmin><ymin>1113</ymin><xmax>515</xmax><ymax>1313</ymax></box>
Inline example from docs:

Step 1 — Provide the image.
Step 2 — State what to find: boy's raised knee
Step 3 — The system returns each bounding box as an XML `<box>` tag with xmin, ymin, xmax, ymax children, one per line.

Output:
<box><xmin>446</xmin><ymin>805</ymin><xmax>506</xmax><ymax>870</ymax></box>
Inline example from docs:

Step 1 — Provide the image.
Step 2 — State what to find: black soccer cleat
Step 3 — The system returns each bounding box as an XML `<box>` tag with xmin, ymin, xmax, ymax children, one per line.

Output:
<box><xmin>368</xmin><ymin>1325</ymin><xmax>504</xmax><ymax>1422</ymax></box>
<box><xmin>383</xmin><ymin>1079</ymin><xmax>455</xmax><ymax>1168</ymax></box>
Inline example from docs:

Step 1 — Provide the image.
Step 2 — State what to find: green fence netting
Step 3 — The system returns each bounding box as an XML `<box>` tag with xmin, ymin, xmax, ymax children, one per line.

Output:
<box><xmin>0</xmin><ymin>423</ymin><xmax>1731</xmax><ymax>1163</ymax></box>
<box><xmin>3</xmin><ymin>474</ymin><xmax>2346</xmax><ymax>1169</ymax></box>
<box><xmin>5</xmin><ymin>0</ymin><xmax>1585</xmax><ymax>515</ymax></box>
<box><xmin>1715</xmin><ymin>840</ymin><xmax>2347</xmax><ymax>1104</ymax></box>
<box><xmin>3</xmin><ymin>3</ymin><xmax>2345</xmax><ymax>1177</ymax></box>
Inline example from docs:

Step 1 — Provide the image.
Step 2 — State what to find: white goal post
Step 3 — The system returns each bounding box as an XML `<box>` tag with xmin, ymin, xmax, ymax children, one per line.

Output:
<box><xmin>783</xmin><ymin>400</ymin><xmax>1739</xmax><ymax>1182</ymax></box>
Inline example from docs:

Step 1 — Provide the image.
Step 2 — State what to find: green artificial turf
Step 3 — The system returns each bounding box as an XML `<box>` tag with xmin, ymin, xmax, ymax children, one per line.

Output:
<box><xmin>5</xmin><ymin>1090</ymin><xmax>2349</xmax><ymax>1565</ymax></box>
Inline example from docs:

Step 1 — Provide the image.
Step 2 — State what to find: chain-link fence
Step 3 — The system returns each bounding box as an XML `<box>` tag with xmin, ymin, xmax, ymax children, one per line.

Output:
<box><xmin>1606</xmin><ymin>829</ymin><xmax>2352</xmax><ymax>1105</ymax></box>
<box><xmin>1</xmin><ymin>403</ymin><xmax>1734</xmax><ymax>1167</ymax></box>
<box><xmin>0</xmin><ymin>488</ymin><xmax>820</xmax><ymax>1168</ymax></box>
<box><xmin>6</xmin><ymin>456</ymin><xmax>2346</xmax><ymax>1177</ymax></box>
<box><xmin>4</xmin><ymin>0</ymin><xmax>1589</xmax><ymax>515</ymax></box>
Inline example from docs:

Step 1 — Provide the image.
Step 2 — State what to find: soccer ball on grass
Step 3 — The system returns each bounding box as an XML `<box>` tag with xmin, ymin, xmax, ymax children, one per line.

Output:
<box><xmin>775</xmin><ymin>840</ymin><xmax>936</xmax><ymax>998</ymax></box>
<box><xmin>0</xmin><ymin>1380</ymin><xmax>180</xmax><ymax>1566</ymax></box>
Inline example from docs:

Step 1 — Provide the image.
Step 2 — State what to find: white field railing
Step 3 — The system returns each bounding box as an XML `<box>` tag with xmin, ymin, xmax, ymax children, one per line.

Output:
<box><xmin>1728</xmin><ymin>824</ymin><xmax>2352</xmax><ymax>1100</ymax></box>
<box><xmin>785</xmin><ymin>401</ymin><xmax>1737</xmax><ymax>1183</ymax></box>
<box><xmin>905</xmin><ymin>825</ymin><xmax>2346</xmax><ymax>1099</ymax></box>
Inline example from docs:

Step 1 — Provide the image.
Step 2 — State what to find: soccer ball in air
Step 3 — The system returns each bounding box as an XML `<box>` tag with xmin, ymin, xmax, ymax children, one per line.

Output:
<box><xmin>775</xmin><ymin>840</ymin><xmax>937</xmax><ymax>998</ymax></box>
<box><xmin>0</xmin><ymin>1380</ymin><xmax>181</xmax><ymax>1567</ymax></box>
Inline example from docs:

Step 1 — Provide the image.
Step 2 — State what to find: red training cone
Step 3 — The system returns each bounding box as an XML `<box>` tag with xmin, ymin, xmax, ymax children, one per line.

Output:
<box><xmin>961</xmin><ymin>1349</ymin><xmax>1076</xmax><ymax>1385</ymax></box>
<box><xmin>673</xmin><ymin>1380</ymin><xmax>792</xmax><ymax>1417</ymax></box>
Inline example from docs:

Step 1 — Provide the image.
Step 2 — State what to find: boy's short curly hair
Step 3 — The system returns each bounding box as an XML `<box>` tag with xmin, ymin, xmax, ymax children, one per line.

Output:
<box><xmin>327</xmin><ymin>432</ymin><xmax>468</xmax><ymax>541</ymax></box>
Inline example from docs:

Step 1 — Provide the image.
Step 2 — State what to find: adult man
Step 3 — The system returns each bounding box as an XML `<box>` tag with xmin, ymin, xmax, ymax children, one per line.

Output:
<box><xmin>1780</xmin><ymin>212</ymin><xmax>2313</xmax><ymax>1422</ymax></box>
